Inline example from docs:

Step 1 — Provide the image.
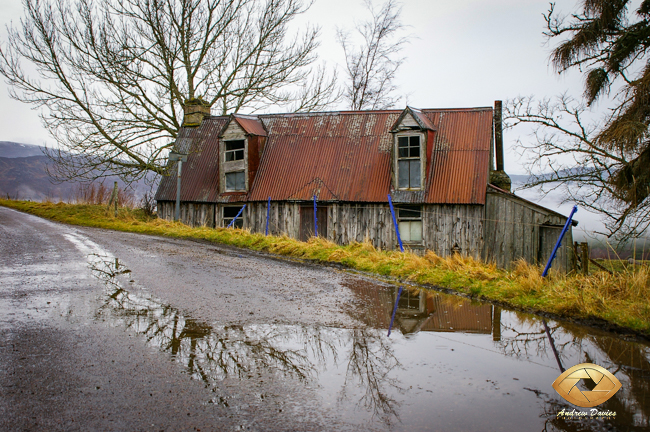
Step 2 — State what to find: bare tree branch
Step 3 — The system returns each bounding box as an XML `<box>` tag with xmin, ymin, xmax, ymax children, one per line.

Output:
<box><xmin>0</xmin><ymin>0</ymin><xmax>339</xmax><ymax>183</ymax></box>
<box><xmin>506</xmin><ymin>95</ymin><xmax>650</xmax><ymax>240</ymax></box>
<box><xmin>337</xmin><ymin>0</ymin><xmax>406</xmax><ymax>110</ymax></box>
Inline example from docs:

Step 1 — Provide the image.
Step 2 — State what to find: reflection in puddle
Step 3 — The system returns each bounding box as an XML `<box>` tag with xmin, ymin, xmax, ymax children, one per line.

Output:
<box><xmin>89</xmin><ymin>255</ymin><xmax>650</xmax><ymax>431</ymax></box>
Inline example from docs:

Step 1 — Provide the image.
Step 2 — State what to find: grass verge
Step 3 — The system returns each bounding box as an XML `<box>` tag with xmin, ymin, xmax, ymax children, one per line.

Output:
<box><xmin>2</xmin><ymin>199</ymin><xmax>649</xmax><ymax>337</ymax></box>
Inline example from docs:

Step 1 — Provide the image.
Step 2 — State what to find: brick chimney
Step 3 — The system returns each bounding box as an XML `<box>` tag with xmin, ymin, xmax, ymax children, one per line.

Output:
<box><xmin>489</xmin><ymin>100</ymin><xmax>512</xmax><ymax>191</ymax></box>
<box><xmin>183</xmin><ymin>98</ymin><xmax>211</xmax><ymax>127</ymax></box>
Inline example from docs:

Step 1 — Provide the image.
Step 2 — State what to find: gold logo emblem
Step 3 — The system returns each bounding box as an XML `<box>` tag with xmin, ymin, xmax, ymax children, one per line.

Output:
<box><xmin>552</xmin><ymin>363</ymin><xmax>622</xmax><ymax>408</ymax></box>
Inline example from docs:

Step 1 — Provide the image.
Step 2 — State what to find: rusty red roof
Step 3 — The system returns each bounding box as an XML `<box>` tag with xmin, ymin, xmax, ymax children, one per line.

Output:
<box><xmin>249</xmin><ymin>108</ymin><xmax>491</xmax><ymax>204</ymax></box>
<box><xmin>155</xmin><ymin>116</ymin><xmax>228</xmax><ymax>202</ymax></box>
<box><xmin>156</xmin><ymin>107</ymin><xmax>492</xmax><ymax>204</ymax></box>
<box><xmin>231</xmin><ymin>114</ymin><xmax>267</xmax><ymax>136</ymax></box>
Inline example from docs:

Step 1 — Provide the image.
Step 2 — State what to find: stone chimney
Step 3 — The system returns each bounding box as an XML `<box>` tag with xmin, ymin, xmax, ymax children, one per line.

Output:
<box><xmin>489</xmin><ymin>100</ymin><xmax>512</xmax><ymax>191</ymax></box>
<box><xmin>183</xmin><ymin>98</ymin><xmax>211</xmax><ymax>127</ymax></box>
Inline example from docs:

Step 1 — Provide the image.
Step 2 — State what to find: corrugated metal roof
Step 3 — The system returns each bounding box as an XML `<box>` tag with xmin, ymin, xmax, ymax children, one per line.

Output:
<box><xmin>232</xmin><ymin>114</ymin><xmax>267</xmax><ymax>136</ymax></box>
<box><xmin>249</xmin><ymin>111</ymin><xmax>397</xmax><ymax>202</ymax></box>
<box><xmin>156</xmin><ymin>107</ymin><xmax>492</xmax><ymax>204</ymax></box>
<box><xmin>155</xmin><ymin>116</ymin><xmax>228</xmax><ymax>202</ymax></box>
<box><xmin>250</xmin><ymin>108</ymin><xmax>491</xmax><ymax>204</ymax></box>
<box><xmin>423</xmin><ymin>108</ymin><xmax>492</xmax><ymax>204</ymax></box>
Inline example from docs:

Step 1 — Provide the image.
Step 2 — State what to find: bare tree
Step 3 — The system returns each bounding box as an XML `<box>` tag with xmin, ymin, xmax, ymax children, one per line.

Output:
<box><xmin>337</xmin><ymin>0</ymin><xmax>406</xmax><ymax>110</ymax></box>
<box><xmin>506</xmin><ymin>95</ymin><xmax>650</xmax><ymax>239</ymax></box>
<box><xmin>0</xmin><ymin>0</ymin><xmax>338</xmax><ymax>183</ymax></box>
<box><xmin>507</xmin><ymin>1</ymin><xmax>650</xmax><ymax>239</ymax></box>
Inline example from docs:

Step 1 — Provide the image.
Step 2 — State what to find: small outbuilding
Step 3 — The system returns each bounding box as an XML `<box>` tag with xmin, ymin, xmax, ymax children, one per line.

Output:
<box><xmin>155</xmin><ymin>102</ymin><xmax>575</xmax><ymax>271</ymax></box>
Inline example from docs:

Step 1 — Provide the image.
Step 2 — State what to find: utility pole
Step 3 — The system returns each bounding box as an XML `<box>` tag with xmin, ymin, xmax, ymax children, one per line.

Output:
<box><xmin>168</xmin><ymin>152</ymin><xmax>188</xmax><ymax>221</ymax></box>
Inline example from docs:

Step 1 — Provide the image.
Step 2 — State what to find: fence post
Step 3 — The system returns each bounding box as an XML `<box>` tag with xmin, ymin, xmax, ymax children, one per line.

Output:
<box><xmin>313</xmin><ymin>195</ymin><xmax>318</xmax><ymax>237</ymax></box>
<box><xmin>580</xmin><ymin>242</ymin><xmax>590</xmax><ymax>275</ymax></box>
<box><xmin>387</xmin><ymin>286</ymin><xmax>404</xmax><ymax>337</ymax></box>
<box><xmin>113</xmin><ymin>182</ymin><xmax>118</xmax><ymax>217</ymax></box>
<box><xmin>227</xmin><ymin>204</ymin><xmax>246</xmax><ymax>229</ymax></box>
<box><xmin>542</xmin><ymin>205</ymin><xmax>578</xmax><ymax>277</ymax></box>
<box><xmin>387</xmin><ymin>194</ymin><xmax>404</xmax><ymax>252</ymax></box>
<box><xmin>106</xmin><ymin>181</ymin><xmax>118</xmax><ymax>217</ymax></box>
<box><xmin>265</xmin><ymin>197</ymin><xmax>271</xmax><ymax>236</ymax></box>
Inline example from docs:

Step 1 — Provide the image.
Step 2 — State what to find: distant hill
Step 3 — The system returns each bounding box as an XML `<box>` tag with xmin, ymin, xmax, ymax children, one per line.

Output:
<box><xmin>0</xmin><ymin>141</ymin><xmax>47</xmax><ymax>158</ymax></box>
<box><xmin>0</xmin><ymin>142</ymin><xmax>157</xmax><ymax>202</ymax></box>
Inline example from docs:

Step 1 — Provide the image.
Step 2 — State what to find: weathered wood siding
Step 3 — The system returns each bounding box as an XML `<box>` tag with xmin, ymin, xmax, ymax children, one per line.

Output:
<box><xmin>158</xmin><ymin>196</ymin><xmax>572</xmax><ymax>272</ymax></box>
<box><xmin>243</xmin><ymin>202</ymin><xmax>483</xmax><ymax>257</ymax></box>
<box><xmin>158</xmin><ymin>201</ymin><xmax>215</xmax><ymax>227</ymax></box>
<box><xmin>422</xmin><ymin>205</ymin><xmax>484</xmax><ymax>259</ymax></box>
<box><xmin>483</xmin><ymin>192</ymin><xmax>573</xmax><ymax>271</ymax></box>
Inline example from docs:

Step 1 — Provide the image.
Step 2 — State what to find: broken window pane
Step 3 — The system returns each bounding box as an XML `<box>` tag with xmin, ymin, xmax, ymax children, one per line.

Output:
<box><xmin>398</xmin><ymin>206</ymin><xmax>420</xmax><ymax>219</ymax></box>
<box><xmin>223</xmin><ymin>206</ymin><xmax>244</xmax><ymax>228</ymax></box>
<box><xmin>225</xmin><ymin>140</ymin><xmax>245</xmax><ymax>161</ymax></box>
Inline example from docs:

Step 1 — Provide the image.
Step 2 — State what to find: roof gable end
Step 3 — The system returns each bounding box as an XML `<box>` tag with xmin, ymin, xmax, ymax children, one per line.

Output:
<box><xmin>219</xmin><ymin>114</ymin><xmax>267</xmax><ymax>137</ymax></box>
<box><xmin>390</xmin><ymin>106</ymin><xmax>436</xmax><ymax>132</ymax></box>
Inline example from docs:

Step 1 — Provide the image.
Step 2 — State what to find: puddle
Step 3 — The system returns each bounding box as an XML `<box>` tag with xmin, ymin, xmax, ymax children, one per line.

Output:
<box><xmin>88</xmin><ymin>255</ymin><xmax>650</xmax><ymax>431</ymax></box>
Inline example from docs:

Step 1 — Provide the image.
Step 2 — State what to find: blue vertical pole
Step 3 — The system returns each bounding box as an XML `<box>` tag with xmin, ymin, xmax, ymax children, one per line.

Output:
<box><xmin>542</xmin><ymin>205</ymin><xmax>578</xmax><ymax>277</ymax></box>
<box><xmin>388</xmin><ymin>194</ymin><xmax>404</xmax><ymax>252</ymax></box>
<box><xmin>265</xmin><ymin>197</ymin><xmax>271</xmax><ymax>236</ymax></box>
<box><xmin>388</xmin><ymin>286</ymin><xmax>404</xmax><ymax>337</ymax></box>
<box><xmin>227</xmin><ymin>204</ymin><xmax>247</xmax><ymax>228</ymax></box>
<box><xmin>313</xmin><ymin>195</ymin><xmax>318</xmax><ymax>237</ymax></box>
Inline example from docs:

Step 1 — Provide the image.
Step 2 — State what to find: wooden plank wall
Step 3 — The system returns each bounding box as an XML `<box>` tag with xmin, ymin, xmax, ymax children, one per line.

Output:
<box><xmin>423</xmin><ymin>205</ymin><xmax>484</xmax><ymax>259</ymax></box>
<box><xmin>483</xmin><ymin>192</ymin><xmax>573</xmax><ymax>271</ymax></box>
<box><xmin>158</xmin><ymin>201</ymin><xmax>215</xmax><ymax>227</ymax></box>
<box><xmin>157</xmin><ymin>197</ymin><xmax>572</xmax><ymax>272</ymax></box>
<box><xmin>243</xmin><ymin>202</ymin><xmax>483</xmax><ymax>257</ymax></box>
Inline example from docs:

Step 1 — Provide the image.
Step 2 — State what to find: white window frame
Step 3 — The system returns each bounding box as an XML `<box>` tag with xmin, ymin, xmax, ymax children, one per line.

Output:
<box><xmin>395</xmin><ymin>132</ymin><xmax>425</xmax><ymax>190</ymax></box>
<box><xmin>397</xmin><ymin>205</ymin><xmax>423</xmax><ymax>244</ymax></box>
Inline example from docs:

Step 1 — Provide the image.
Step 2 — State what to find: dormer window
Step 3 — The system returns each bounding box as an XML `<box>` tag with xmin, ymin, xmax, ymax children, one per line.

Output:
<box><xmin>219</xmin><ymin>115</ymin><xmax>266</xmax><ymax>195</ymax></box>
<box><xmin>225</xmin><ymin>140</ymin><xmax>245</xmax><ymax>161</ymax></box>
<box><xmin>397</xmin><ymin>135</ymin><xmax>421</xmax><ymax>189</ymax></box>
<box><xmin>390</xmin><ymin>107</ymin><xmax>433</xmax><ymax>192</ymax></box>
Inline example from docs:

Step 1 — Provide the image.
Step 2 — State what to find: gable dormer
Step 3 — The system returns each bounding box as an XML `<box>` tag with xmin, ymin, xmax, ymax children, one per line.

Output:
<box><xmin>219</xmin><ymin>114</ymin><xmax>267</xmax><ymax>194</ymax></box>
<box><xmin>390</xmin><ymin>107</ymin><xmax>436</xmax><ymax>191</ymax></box>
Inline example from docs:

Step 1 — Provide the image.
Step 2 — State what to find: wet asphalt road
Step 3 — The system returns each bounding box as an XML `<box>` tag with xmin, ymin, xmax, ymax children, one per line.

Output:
<box><xmin>0</xmin><ymin>206</ymin><xmax>363</xmax><ymax>431</ymax></box>
<box><xmin>5</xmin><ymin>207</ymin><xmax>650</xmax><ymax>432</ymax></box>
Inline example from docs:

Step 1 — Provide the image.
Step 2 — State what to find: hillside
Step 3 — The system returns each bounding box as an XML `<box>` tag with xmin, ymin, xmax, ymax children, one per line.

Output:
<box><xmin>0</xmin><ymin>141</ymin><xmax>157</xmax><ymax>201</ymax></box>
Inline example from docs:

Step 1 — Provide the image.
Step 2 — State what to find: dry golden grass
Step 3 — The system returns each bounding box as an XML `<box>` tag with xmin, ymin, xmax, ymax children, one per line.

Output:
<box><xmin>2</xmin><ymin>199</ymin><xmax>649</xmax><ymax>335</ymax></box>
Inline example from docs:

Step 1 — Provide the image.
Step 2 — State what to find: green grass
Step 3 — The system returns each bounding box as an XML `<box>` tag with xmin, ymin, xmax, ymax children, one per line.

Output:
<box><xmin>2</xmin><ymin>199</ymin><xmax>649</xmax><ymax>337</ymax></box>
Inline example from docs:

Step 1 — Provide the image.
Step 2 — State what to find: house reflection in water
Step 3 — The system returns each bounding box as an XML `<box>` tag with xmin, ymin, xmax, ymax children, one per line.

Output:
<box><xmin>342</xmin><ymin>279</ymin><xmax>502</xmax><ymax>340</ymax></box>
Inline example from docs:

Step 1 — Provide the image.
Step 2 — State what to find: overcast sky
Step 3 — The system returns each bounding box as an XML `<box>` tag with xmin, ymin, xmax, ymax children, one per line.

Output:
<box><xmin>0</xmin><ymin>0</ymin><xmax>588</xmax><ymax>174</ymax></box>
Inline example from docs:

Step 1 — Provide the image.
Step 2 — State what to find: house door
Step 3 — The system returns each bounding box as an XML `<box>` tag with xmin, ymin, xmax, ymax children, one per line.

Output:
<box><xmin>300</xmin><ymin>205</ymin><xmax>327</xmax><ymax>241</ymax></box>
<box><xmin>538</xmin><ymin>225</ymin><xmax>563</xmax><ymax>268</ymax></box>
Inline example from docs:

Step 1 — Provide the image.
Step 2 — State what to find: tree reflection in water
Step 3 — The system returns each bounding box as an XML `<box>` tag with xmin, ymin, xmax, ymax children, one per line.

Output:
<box><xmin>89</xmin><ymin>254</ymin><xmax>403</xmax><ymax>422</ymax></box>
<box><xmin>87</xmin><ymin>253</ymin><xmax>650</xmax><ymax>430</ymax></box>
<box><xmin>496</xmin><ymin>313</ymin><xmax>650</xmax><ymax>431</ymax></box>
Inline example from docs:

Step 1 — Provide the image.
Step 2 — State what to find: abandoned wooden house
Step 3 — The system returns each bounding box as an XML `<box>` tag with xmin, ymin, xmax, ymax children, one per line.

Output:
<box><xmin>155</xmin><ymin>101</ymin><xmax>575</xmax><ymax>271</ymax></box>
